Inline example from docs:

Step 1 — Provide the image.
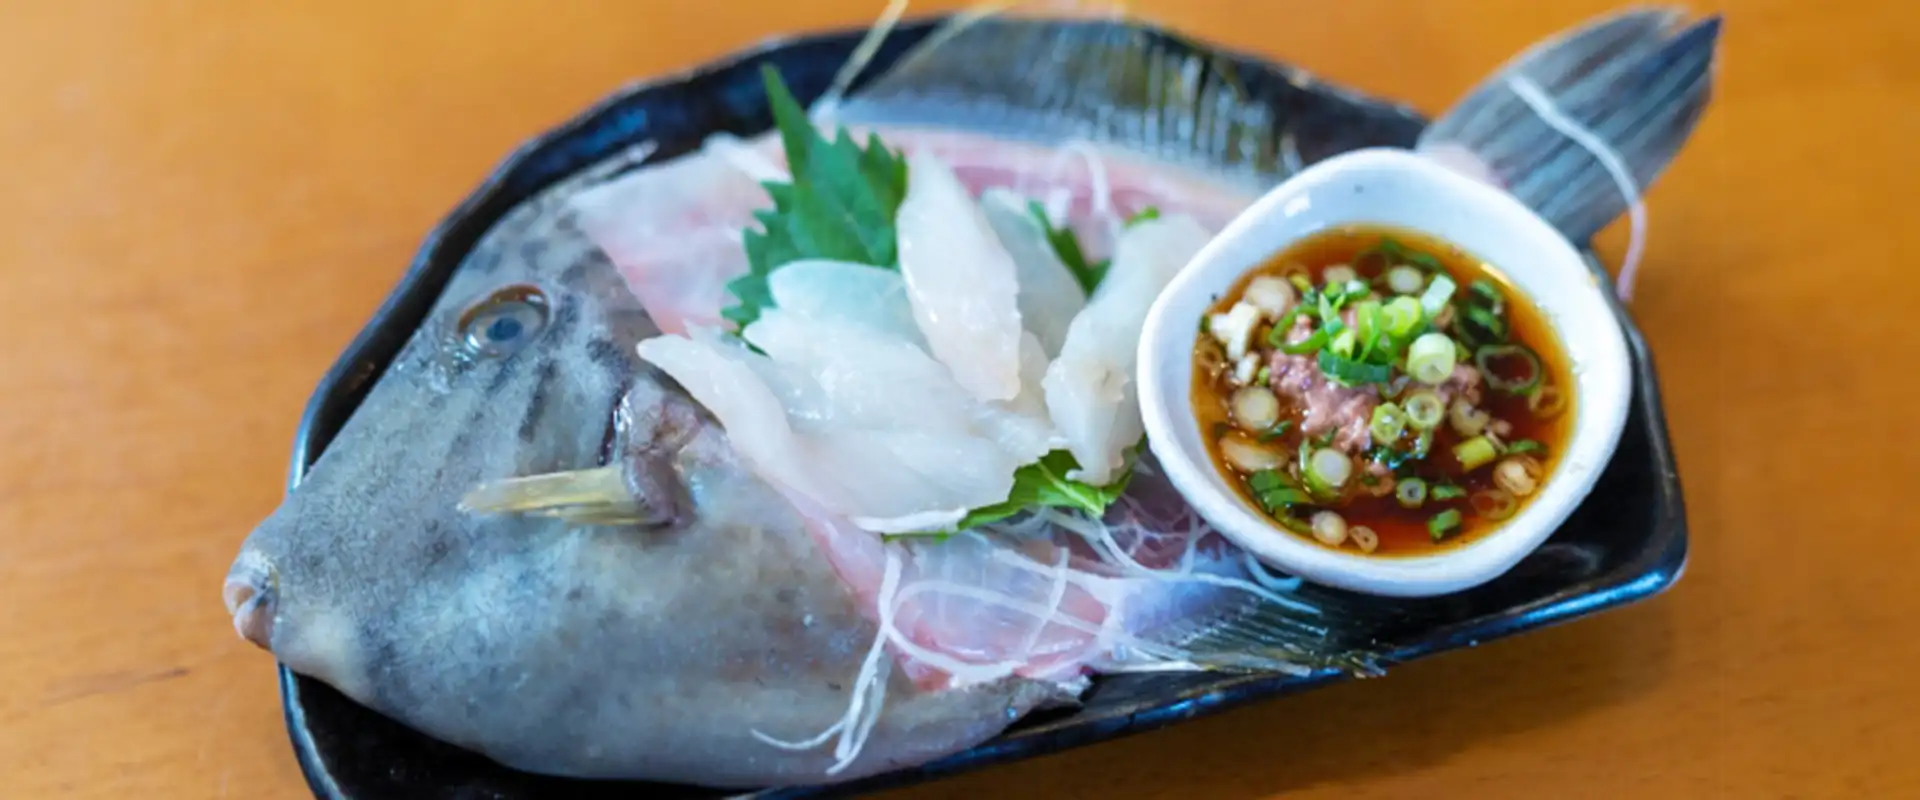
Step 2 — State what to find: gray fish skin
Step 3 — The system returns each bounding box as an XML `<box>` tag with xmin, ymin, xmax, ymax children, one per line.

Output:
<box><xmin>221</xmin><ymin>173</ymin><xmax>1062</xmax><ymax>787</ymax></box>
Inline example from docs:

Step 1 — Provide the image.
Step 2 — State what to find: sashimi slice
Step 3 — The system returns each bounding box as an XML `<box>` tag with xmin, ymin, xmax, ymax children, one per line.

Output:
<box><xmin>895</xmin><ymin>151</ymin><xmax>1027</xmax><ymax>402</ymax></box>
<box><xmin>1042</xmin><ymin>214</ymin><xmax>1212</xmax><ymax>485</ymax></box>
<box><xmin>755</xmin><ymin>272</ymin><xmax>1055</xmax><ymax>462</ymax></box>
<box><xmin>568</xmin><ymin>134</ymin><xmax>779</xmax><ymax>335</ymax></box>
<box><xmin>765</xmin><ymin>260</ymin><xmax>924</xmax><ymax>347</ymax></box>
<box><xmin>637</xmin><ymin>328</ymin><xmax>1022</xmax><ymax>533</ymax></box>
<box><xmin>571</xmin><ymin>128</ymin><xmax>1255</xmax><ymax>344</ymax></box>
<box><xmin>978</xmin><ymin>188</ymin><xmax>1086</xmax><ymax>358</ymax></box>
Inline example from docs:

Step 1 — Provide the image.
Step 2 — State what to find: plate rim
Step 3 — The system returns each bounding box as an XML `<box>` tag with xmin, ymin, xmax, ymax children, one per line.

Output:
<box><xmin>273</xmin><ymin>14</ymin><xmax>1690</xmax><ymax>799</ymax></box>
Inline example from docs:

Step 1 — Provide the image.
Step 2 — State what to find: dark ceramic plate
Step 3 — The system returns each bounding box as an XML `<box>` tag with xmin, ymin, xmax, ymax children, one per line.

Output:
<box><xmin>278</xmin><ymin>16</ymin><xmax>1688</xmax><ymax>800</ymax></box>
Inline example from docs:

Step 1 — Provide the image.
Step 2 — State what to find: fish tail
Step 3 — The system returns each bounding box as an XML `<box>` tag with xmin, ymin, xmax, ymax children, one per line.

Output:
<box><xmin>1418</xmin><ymin>8</ymin><xmax>1723</xmax><ymax>245</ymax></box>
<box><xmin>1125</xmin><ymin>586</ymin><xmax>1394</xmax><ymax>679</ymax></box>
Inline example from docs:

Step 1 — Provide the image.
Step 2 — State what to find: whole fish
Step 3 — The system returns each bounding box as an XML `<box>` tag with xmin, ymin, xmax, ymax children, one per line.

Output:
<box><xmin>222</xmin><ymin>5</ymin><xmax>1719</xmax><ymax>790</ymax></box>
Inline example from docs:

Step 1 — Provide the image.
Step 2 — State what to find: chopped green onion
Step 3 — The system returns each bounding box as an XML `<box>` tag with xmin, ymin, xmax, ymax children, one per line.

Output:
<box><xmin>1469</xmin><ymin>278</ymin><xmax>1504</xmax><ymax>308</ymax></box>
<box><xmin>1404</xmin><ymin>390</ymin><xmax>1445</xmax><ymax>431</ymax></box>
<box><xmin>1354</xmin><ymin>300</ymin><xmax>1384</xmax><ymax>361</ymax></box>
<box><xmin>1364</xmin><ymin>237</ymin><xmax>1407</xmax><ymax>263</ymax></box>
<box><xmin>1343</xmin><ymin>278</ymin><xmax>1370</xmax><ymax>298</ymax></box>
<box><xmin>1471</xmin><ymin>488</ymin><xmax>1519</xmax><ymax>521</ymax></box>
<box><xmin>1410</xmin><ymin>429</ymin><xmax>1434</xmax><ymax>459</ymax></box>
<box><xmin>1386</xmin><ymin>265</ymin><xmax>1425</xmax><ymax>295</ymax></box>
<box><xmin>1126</xmin><ymin>206</ymin><xmax>1161</xmax><ymax>226</ymax></box>
<box><xmin>1395</xmin><ymin>477</ymin><xmax>1428</xmax><ymax>508</ymax></box>
<box><xmin>1370</xmin><ymin>402</ymin><xmax>1408</xmax><ymax>444</ymax></box>
<box><xmin>1318</xmin><ymin>350</ymin><xmax>1394</xmax><ymax>385</ymax></box>
<box><xmin>1317</xmin><ymin>291</ymin><xmax>1339</xmax><ymax>324</ymax></box>
<box><xmin>1304</xmin><ymin>447</ymin><xmax>1353</xmax><ymax>496</ymax></box>
<box><xmin>1288</xmin><ymin>274</ymin><xmax>1313</xmax><ymax>293</ymax></box>
<box><xmin>1330</xmin><ymin>328</ymin><xmax>1357</xmax><ymax>358</ymax></box>
<box><xmin>1431</xmin><ymin>482</ymin><xmax>1466</xmax><ymax>500</ymax></box>
<box><xmin>1528</xmin><ymin>384</ymin><xmax>1568</xmax><ymax>419</ymax></box>
<box><xmin>1280</xmin><ymin>328</ymin><xmax>1327</xmax><ymax>355</ymax></box>
<box><xmin>1506</xmin><ymin>439</ymin><xmax>1545</xmax><ymax>455</ymax></box>
<box><xmin>1323</xmin><ymin>265</ymin><xmax>1358</xmax><ymax>286</ymax></box>
<box><xmin>1419</xmin><ymin>274</ymin><xmax>1457</xmax><ymax>316</ymax></box>
<box><xmin>1407</xmin><ymin>332</ymin><xmax>1458</xmax><ymax>385</ymax></box>
<box><xmin>1383</xmin><ymin>296</ymin><xmax>1424</xmax><ymax>338</ymax></box>
<box><xmin>1266</xmin><ymin>305</ymin><xmax>1310</xmax><ymax>347</ymax></box>
<box><xmin>1255</xmin><ymin>365</ymin><xmax>1271</xmax><ymax>385</ymax></box>
<box><xmin>1249</xmin><ymin>469</ymin><xmax>1314</xmax><ymax>516</ymax></box>
<box><xmin>1449</xmin><ymin>398</ymin><xmax>1491</xmax><ymax>438</ymax></box>
<box><xmin>1428</xmin><ymin>508</ymin><xmax>1463</xmax><ymax>541</ymax></box>
<box><xmin>1476</xmin><ymin>344</ymin><xmax>1542</xmax><ymax>394</ymax></box>
<box><xmin>1462</xmin><ymin>304</ymin><xmax>1508</xmax><ymax>341</ymax></box>
<box><xmin>1453</xmin><ymin>436</ymin><xmax>1499</xmax><ymax>471</ymax></box>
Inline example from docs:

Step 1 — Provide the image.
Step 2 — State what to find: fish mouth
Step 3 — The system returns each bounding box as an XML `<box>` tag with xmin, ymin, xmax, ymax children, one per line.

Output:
<box><xmin>224</xmin><ymin>554</ymin><xmax>277</xmax><ymax>651</ymax></box>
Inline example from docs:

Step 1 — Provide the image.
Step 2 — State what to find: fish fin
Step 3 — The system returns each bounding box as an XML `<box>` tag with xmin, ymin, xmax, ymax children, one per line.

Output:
<box><xmin>820</xmin><ymin>1</ymin><xmax>1289</xmax><ymax>191</ymax></box>
<box><xmin>1418</xmin><ymin>8</ymin><xmax>1722</xmax><ymax>243</ymax></box>
<box><xmin>1147</xmin><ymin>592</ymin><xmax>1392</xmax><ymax>678</ymax></box>
<box><xmin>458</xmin><ymin>465</ymin><xmax>666</xmax><ymax>527</ymax></box>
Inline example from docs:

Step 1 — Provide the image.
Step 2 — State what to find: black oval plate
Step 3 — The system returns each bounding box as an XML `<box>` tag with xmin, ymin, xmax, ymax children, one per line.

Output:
<box><xmin>278</xmin><ymin>16</ymin><xmax>1688</xmax><ymax>800</ymax></box>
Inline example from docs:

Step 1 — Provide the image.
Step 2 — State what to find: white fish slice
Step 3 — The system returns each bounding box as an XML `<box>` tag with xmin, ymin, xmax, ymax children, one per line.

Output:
<box><xmin>978</xmin><ymin>188</ymin><xmax>1087</xmax><ymax>358</ymax></box>
<box><xmin>639</xmin><ymin>327</ymin><xmax>1024</xmax><ymax>533</ymax></box>
<box><xmin>895</xmin><ymin>151</ymin><xmax>1028</xmax><ymax>403</ymax></box>
<box><xmin>1042</xmin><ymin>214</ymin><xmax>1212</xmax><ymax>485</ymax></box>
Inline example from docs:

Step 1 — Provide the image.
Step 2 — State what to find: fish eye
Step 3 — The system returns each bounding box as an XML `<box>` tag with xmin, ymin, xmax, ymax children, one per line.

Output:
<box><xmin>457</xmin><ymin>285</ymin><xmax>550</xmax><ymax>357</ymax></box>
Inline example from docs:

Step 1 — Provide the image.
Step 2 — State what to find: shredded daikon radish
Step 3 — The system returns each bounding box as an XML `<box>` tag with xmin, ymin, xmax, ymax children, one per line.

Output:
<box><xmin>750</xmin><ymin>548</ymin><xmax>903</xmax><ymax>773</ymax></box>
<box><xmin>1504</xmin><ymin>74</ymin><xmax>1649</xmax><ymax>301</ymax></box>
<box><xmin>1037</xmin><ymin>506</ymin><xmax>1320</xmax><ymax>614</ymax></box>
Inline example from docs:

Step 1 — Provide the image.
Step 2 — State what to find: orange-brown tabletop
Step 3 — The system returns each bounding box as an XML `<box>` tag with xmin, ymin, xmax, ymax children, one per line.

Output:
<box><xmin>4</xmin><ymin>1</ymin><xmax>1914</xmax><ymax>797</ymax></box>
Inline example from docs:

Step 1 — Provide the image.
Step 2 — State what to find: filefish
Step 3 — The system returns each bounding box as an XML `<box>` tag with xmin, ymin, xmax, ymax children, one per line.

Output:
<box><xmin>221</xmin><ymin>5</ymin><xmax>1719</xmax><ymax>790</ymax></box>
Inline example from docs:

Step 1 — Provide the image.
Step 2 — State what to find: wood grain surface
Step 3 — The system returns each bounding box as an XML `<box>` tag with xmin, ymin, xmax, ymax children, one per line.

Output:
<box><xmin>3</xmin><ymin>0</ymin><xmax>1913</xmax><ymax>797</ymax></box>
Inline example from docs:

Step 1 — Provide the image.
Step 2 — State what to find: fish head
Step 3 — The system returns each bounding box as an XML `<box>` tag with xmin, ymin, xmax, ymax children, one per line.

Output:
<box><xmin>221</xmin><ymin>195</ymin><xmax>657</xmax><ymax>686</ymax></box>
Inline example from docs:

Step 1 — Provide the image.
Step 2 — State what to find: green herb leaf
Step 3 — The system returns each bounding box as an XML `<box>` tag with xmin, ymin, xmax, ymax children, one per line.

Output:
<box><xmin>720</xmin><ymin>66</ymin><xmax>911</xmax><ymax>331</ymax></box>
<box><xmin>953</xmin><ymin>450</ymin><xmax>1133</xmax><ymax>529</ymax></box>
<box><xmin>1428</xmin><ymin>508</ymin><xmax>1463</xmax><ymax>541</ymax></box>
<box><xmin>1026</xmin><ymin>200</ymin><xmax>1108</xmax><ymax>294</ymax></box>
<box><xmin>1431</xmin><ymin>482</ymin><xmax>1467</xmax><ymax>501</ymax></box>
<box><xmin>1126</xmin><ymin>206</ymin><xmax>1161</xmax><ymax>226</ymax></box>
<box><xmin>1506</xmin><ymin>439</ymin><xmax>1545</xmax><ymax>455</ymax></box>
<box><xmin>1363</xmin><ymin>237</ymin><xmax>1443</xmax><ymax>271</ymax></box>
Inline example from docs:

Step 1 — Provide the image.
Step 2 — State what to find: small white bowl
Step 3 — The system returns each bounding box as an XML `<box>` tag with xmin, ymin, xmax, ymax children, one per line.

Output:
<box><xmin>1136</xmin><ymin>147</ymin><xmax>1633</xmax><ymax>598</ymax></box>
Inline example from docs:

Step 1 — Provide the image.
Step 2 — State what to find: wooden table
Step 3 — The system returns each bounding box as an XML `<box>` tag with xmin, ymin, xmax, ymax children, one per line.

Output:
<box><xmin>4</xmin><ymin>0</ymin><xmax>1912</xmax><ymax>796</ymax></box>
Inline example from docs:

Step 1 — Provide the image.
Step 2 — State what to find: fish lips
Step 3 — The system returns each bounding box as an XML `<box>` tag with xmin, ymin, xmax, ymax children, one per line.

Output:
<box><xmin>223</xmin><ymin>551</ymin><xmax>278</xmax><ymax>651</ymax></box>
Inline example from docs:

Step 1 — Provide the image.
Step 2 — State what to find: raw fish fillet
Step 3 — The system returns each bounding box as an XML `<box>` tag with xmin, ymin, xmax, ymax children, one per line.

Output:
<box><xmin>895</xmin><ymin>151</ymin><xmax>1029</xmax><ymax>403</ymax></box>
<box><xmin>1042</xmin><ymin>214</ymin><xmax>1211</xmax><ymax>485</ymax></box>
